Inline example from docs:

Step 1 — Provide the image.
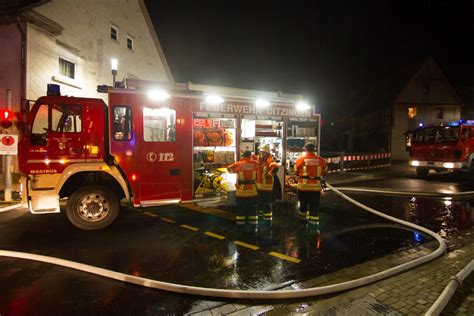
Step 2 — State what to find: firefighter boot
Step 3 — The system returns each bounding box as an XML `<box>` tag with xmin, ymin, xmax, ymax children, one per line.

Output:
<box><xmin>235</xmin><ymin>216</ymin><xmax>246</xmax><ymax>225</ymax></box>
<box><xmin>261</xmin><ymin>204</ymin><xmax>273</xmax><ymax>222</ymax></box>
<box><xmin>308</xmin><ymin>214</ymin><xmax>319</xmax><ymax>225</ymax></box>
<box><xmin>297</xmin><ymin>210</ymin><xmax>309</xmax><ymax>222</ymax></box>
<box><xmin>248</xmin><ymin>215</ymin><xmax>258</xmax><ymax>226</ymax></box>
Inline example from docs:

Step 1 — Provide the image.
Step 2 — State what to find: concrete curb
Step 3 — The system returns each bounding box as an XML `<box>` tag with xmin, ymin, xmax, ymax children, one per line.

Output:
<box><xmin>0</xmin><ymin>203</ymin><xmax>25</xmax><ymax>213</ymax></box>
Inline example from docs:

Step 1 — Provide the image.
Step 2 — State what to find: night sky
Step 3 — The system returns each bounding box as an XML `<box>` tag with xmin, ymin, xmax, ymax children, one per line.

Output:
<box><xmin>145</xmin><ymin>0</ymin><xmax>473</xmax><ymax>118</ymax></box>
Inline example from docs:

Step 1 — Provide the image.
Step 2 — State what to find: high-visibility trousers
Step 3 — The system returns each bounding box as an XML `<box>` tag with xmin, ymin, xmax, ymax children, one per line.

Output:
<box><xmin>257</xmin><ymin>190</ymin><xmax>273</xmax><ymax>220</ymax></box>
<box><xmin>235</xmin><ymin>196</ymin><xmax>258</xmax><ymax>225</ymax></box>
<box><xmin>297</xmin><ymin>190</ymin><xmax>321</xmax><ymax>224</ymax></box>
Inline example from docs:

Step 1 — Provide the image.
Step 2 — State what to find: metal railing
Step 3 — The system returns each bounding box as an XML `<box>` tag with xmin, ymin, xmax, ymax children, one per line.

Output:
<box><xmin>323</xmin><ymin>152</ymin><xmax>391</xmax><ymax>173</ymax></box>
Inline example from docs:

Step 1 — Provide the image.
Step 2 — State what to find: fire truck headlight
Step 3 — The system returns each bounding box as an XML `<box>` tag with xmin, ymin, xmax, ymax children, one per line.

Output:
<box><xmin>147</xmin><ymin>89</ymin><xmax>170</xmax><ymax>101</ymax></box>
<box><xmin>410</xmin><ymin>160</ymin><xmax>420</xmax><ymax>167</ymax></box>
<box><xmin>443</xmin><ymin>162</ymin><xmax>454</xmax><ymax>169</ymax></box>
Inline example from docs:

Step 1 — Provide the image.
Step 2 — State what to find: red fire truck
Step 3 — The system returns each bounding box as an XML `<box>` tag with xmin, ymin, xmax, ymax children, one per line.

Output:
<box><xmin>408</xmin><ymin>120</ymin><xmax>474</xmax><ymax>178</ymax></box>
<box><xmin>18</xmin><ymin>82</ymin><xmax>320</xmax><ymax>229</ymax></box>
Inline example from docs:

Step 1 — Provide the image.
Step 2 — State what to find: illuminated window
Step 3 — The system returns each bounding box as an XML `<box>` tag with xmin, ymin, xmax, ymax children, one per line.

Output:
<box><xmin>408</xmin><ymin>107</ymin><xmax>417</xmax><ymax>119</ymax></box>
<box><xmin>59</xmin><ymin>58</ymin><xmax>75</xmax><ymax>79</ymax></box>
<box><xmin>143</xmin><ymin>107</ymin><xmax>176</xmax><ymax>142</ymax></box>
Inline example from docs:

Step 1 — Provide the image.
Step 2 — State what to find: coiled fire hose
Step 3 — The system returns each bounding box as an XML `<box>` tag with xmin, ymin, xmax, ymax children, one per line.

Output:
<box><xmin>0</xmin><ymin>182</ymin><xmax>446</xmax><ymax>300</ymax></box>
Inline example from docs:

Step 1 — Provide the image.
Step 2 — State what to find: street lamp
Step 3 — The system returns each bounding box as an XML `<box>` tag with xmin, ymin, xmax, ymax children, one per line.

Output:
<box><xmin>111</xmin><ymin>58</ymin><xmax>118</xmax><ymax>87</ymax></box>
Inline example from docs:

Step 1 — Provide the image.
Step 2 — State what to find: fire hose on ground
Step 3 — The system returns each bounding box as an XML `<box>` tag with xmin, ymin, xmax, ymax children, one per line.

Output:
<box><xmin>0</xmin><ymin>182</ymin><xmax>452</xmax><ymax>301</ymax></box>
<box><xmin>426</xmin><ymin>259</ymin><xmax>474</xmax><ymax>315</ymax></box>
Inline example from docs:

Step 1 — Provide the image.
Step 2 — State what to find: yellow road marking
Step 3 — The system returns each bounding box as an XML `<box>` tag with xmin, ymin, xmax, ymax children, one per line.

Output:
<box><xmin>180</xmin><ymin>203</ymin><xmax>235</xmax><ymax>220</ymax></box>
<box><xmin>149</xmin><ymin>207</ymin><xmax>302</xmax><ymax>263</ymax></box>
<box><xmin>180</xmin><ymin>224</ymin><xmax>199</xmax><ymax>231</ymax></box>
<box><xmin>268</xmin><ymin>251</ymin><xmax>301</xmax><ymax>264</ymax></box>
<box><xmin>204</xmin><ymin>231</ymin><xmax>226</xmax><ymax>240</ymax></box>
<box><xmin>160</xmin><ymin>217</ymin><xmax>176</xmax><ymax>224</ymax></box>
<box><xmin>234</xmin><ymin>241</ymin><xmax>260</xmax><ymax>251</ymax></box>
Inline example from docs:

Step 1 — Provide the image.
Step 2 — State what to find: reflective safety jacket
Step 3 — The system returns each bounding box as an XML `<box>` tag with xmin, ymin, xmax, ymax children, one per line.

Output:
<box><xmin>228</xmin><ymin>157</ymin><xmax>259</xmax><ymax>198</ymax></box>
<box><xmin>294</xmin><ymin>152</ymin><xmax>327</xmax><ymax>192</ymax></box>
<box><xmin>257</xmin><ymin>155</ymin><xmax>279</xmax><ymax>191</ymax></box>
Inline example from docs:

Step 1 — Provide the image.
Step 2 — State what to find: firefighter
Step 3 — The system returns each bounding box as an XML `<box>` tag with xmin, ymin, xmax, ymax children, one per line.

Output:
<box><xmin>257</xmin><ymin>145</ymin><xmax>279</xmax><ymax>221</ymax></box>
<box><xmin>294</xmin><ymin>143</ymin><xmax>328</xmax><ymax>224</ymax></box>
<box><xmin>228</xmin><ymin>150</ymin><xmax>259</xmax><ymax>225</ymax></box>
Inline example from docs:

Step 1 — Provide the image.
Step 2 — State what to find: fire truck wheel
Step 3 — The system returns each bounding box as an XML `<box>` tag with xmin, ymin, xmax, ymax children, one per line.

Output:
<box><xmin>66</xmin><ymin>185</ymin><xmax>119</xmax><ymax>230</ymax></box>
<box><xmin>416</xmin><ymin>166</ymin><xmax>430</xmax><ymax>178</ymax></box>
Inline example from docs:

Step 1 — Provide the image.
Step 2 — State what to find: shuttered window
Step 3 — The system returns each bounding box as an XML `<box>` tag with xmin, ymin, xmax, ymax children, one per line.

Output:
<box><xmin>59</xmin><ymin>58</ymin><xmax>75</xmax><ymax>79</ymax></box>
<box><xmin>111</xmin><ymin>26</ymin><xmax>118</xmax><ymax>41</ymax></box>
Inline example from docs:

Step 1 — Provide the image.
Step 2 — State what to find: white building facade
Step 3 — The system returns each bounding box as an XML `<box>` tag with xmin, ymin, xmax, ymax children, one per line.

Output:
<box><xmin>24</xmin><ymin>0</ymin><xmax>173</xmax><ymax>102</ymax></box>
<box><xmin>0</xmin><ymin>0</ymin><xmax>173</xmax><ymax>178</ymax></box>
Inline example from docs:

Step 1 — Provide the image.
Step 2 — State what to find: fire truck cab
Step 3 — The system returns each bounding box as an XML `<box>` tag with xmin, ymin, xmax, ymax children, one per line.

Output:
<box><xmin>19</xmin><ymin>83</ymin><xmax>320</xmax><ymax>229</ymax></box>
<box><xmin>408</xmin><ymin>120</ymin><xmax>474</xmax><ymax>178</ymax></box>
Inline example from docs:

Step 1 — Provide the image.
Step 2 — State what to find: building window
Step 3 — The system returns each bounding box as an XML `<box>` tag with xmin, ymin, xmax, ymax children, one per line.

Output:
<box><xmin>408</xmin><ymin>107</ymin><xmax>417</xmax><ymax>119</ymax></box>
<box><xmin>436</xmin><ymin>107</ymin><xmax>444</xmax><ymax>120</ymax></box>
<box><xmin>59</xmin><ymin>58</ymin><xmax>75</xmax><ymax>79</ymax></box>
<box><xmin>111</xmin><ymin>26</ymin><xmax>118</xmax><ymax>41</ymax></box>
<box><xmin>127</xmin><ymin>37</ymin><xmax>134</xmax><ymax>50</ymax></box>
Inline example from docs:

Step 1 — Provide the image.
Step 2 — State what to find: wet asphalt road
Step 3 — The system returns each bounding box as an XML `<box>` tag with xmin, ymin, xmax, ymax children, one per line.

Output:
<box><xmin>0</xmin><ymin>171</ymin><xmax>472</xmax><ymax>315</ymax></box>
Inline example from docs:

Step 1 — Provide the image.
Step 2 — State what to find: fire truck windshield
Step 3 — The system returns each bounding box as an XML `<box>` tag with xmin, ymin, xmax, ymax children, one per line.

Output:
<box><xmin>414</xmin><ymin>126</ymin><xmax>460</xmax><ymax>143</ymax></box>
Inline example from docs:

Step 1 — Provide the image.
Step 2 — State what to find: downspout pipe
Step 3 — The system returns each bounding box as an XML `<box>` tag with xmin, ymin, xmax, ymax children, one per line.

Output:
<box><xmin>16</xmin><ymin>16</ymin><xmax>27</xmax><ymax>102</ymax></box>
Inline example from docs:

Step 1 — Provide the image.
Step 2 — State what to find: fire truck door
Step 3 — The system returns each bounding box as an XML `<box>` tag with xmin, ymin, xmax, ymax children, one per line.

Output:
<box><xmin>138</xmin><ymin>107</ymin><xmax>181</xmax><ymax>202</ymax></box>
<box><xmin>28</xmin><ymin>103</ymin><xmax>86</xmax><ymax>174</ymax></box>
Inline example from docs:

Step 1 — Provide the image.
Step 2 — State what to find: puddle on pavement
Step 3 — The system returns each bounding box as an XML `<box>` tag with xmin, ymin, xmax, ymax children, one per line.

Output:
<box><xmin>347</xmin><ymin>193</ymin><xmax>474</xmax><ymax>246</ymax></box>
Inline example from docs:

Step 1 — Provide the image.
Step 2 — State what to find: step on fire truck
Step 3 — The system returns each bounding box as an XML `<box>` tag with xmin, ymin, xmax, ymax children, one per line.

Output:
<box><xmin>19</xmin><ymin>82</ymin><xmax>319</xmax><ymax>229</ymax></box>
<box><xmin>407</xmin><ymin>120</ymin><xmax>474</xmax><ymax>178</ymax></box>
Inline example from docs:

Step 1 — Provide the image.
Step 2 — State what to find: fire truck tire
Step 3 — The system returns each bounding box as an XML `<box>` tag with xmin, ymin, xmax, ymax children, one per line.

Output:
<box><xmin>66</xmin><ymin>185</ymin><xmax>119</xmax><ymax>230</ymax></box>
<box><xmin>416</xmin><ymin>166</ymin><xmax>429</xmax><ymax>178</ymax></box>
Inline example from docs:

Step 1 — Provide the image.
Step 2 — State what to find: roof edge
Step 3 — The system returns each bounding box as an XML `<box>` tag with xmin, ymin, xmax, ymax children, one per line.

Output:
<box><xmin>138</xmin><ymin>0</ymin><xmax>175</xmax><ymax>84</ymax></box>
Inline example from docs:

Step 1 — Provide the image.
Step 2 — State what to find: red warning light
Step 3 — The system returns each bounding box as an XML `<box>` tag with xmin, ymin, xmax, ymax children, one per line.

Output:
<box><xmin>0</xmin><ymin>109</ymin><xmax>14</xmax><ymax>129</ymax></box>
